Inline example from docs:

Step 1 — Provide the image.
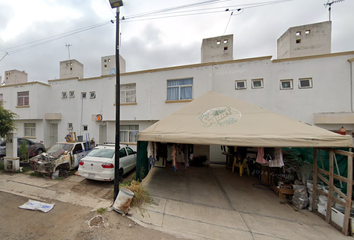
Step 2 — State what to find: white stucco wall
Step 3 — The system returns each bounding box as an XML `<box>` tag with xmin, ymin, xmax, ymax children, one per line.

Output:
<box><xmin>201</xmin><ymin>35</ymin><xmax>233</xmax><ymax>63</ymax></box>
<box><xmin>59</xmin><ymin>59</ymin><xmax>84</xmax><ymax>79</ymax></box>
<box><xmin>277</xmin><ymin>22</ymin><xmax>331</xmax><ymax>59</ymax></box>
<box><xmin>1</xmin><ymin>51</ymin><xmax>354</xmax><ymax>149</ymax></box>
<box><xmin>4</xmin><ymin>70</ymin><xmax>28</xmax><ymax>85</ymax></box>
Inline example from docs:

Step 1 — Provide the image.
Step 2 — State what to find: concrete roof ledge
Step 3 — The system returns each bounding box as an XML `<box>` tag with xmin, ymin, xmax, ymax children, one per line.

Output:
<box><xmin>314</xmin><ymin>112</ymin><xmax>354</xmax><ymax>124</ymax></box>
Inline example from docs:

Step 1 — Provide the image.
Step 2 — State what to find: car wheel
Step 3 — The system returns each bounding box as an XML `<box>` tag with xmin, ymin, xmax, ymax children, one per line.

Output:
<box><xmin>119</xmin><ymin>168</ymin><xmax>124</xmax><ymax>182</ymax></box>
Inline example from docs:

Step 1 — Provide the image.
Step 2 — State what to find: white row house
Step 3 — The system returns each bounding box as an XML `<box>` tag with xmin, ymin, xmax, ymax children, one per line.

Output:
<box><xmin>1</xmin><ymin>21</ymin><xmax>354</xmax><ymax>161</ymax></box>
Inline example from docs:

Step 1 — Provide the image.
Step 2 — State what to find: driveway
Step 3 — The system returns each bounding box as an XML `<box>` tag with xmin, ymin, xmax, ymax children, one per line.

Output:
<box><xmin>130</xmin><ymin>164</ymin><xmax>351</xmax><ymax>240</ymax></box>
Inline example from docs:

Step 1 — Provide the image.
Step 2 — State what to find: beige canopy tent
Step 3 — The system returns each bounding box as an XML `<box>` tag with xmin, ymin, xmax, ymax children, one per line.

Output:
<box><xmin>138</xmin><ymin>91</ymin><xmax>353</xmax><ymax>147</ymax></box>
<box><xmin>136</xmin><ymin>91</ymin><xmax>354</xmax><ymax>235</ymax></box>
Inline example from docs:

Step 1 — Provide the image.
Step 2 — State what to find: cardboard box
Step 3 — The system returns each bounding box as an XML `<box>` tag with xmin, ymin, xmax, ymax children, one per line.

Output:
<box><xmin>261</xmin><ymin>166</ymin><xmax>270</xmax><ymax>184</ymax></box>
<box><xmin>278</xmin><ymin>184</ymin><xmax>294</xmax><ymax>195</ymax></box>
<box><xmin>272</xmin><ymin>184</ymin><xmax>294</xmax><ymax>199</ymax></box>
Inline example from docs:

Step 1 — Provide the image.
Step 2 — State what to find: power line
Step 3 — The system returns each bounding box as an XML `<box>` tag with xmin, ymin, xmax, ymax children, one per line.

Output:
<box><xmin>102</xmin><ymin>0</ymin><xmax>116</xmax><ymax>18</ymax></box>
<box><xmin>0</xmin><ymin>0</ymin><xmax>294</xmax><ymax>61</ymax></box>
<box><xmin>0</xmin><ymin>21</ymin><xmax>113</xmax><ymax>58</ymax></box>
<box><xmin>126</xmin><ymin>0</ymin><xmax>229</xmax><ymax>19</ymax></box>
<box><xmin>121</xmin><ymin>0</ymin><xmax>293</xmax><ymax>23</ymax></box>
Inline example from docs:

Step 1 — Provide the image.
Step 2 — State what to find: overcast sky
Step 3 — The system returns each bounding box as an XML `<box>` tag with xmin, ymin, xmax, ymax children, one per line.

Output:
<box><xmin>0</xmin><ymin>0</ymin><xmax>353</xmax><ymax>83</ymax></box>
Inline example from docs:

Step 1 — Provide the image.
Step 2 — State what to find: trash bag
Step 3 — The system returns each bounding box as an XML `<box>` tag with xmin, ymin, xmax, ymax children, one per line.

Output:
<box><xmin>292</xmin><ymin>185</ymin><xmax>309</xmax><ymax>210</ymax></box>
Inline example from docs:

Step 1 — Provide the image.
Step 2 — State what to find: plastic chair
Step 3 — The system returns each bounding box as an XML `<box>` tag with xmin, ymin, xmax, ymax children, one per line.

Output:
<box><xmin>232</xmin><ymin>157</ymin><xmax>250</xmax><ymax>176</ymax></box>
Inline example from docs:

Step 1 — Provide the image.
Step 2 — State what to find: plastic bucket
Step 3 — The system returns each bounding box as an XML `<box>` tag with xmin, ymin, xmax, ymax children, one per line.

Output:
<box><xmin>113</xmin><ymin>187</ymin><xmax>134</xmax><ymax>214</ymax></box>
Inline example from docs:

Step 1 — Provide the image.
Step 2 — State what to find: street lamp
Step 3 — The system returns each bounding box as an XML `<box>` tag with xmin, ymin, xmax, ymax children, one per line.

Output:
<box><xmin>109</xmin><ymin>0</ymin><xmax>123</xmax><ymax>201</ymax></box>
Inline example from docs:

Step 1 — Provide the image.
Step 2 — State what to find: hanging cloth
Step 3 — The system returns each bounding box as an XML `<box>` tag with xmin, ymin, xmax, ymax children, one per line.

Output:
<box><xmin>183</xmin><ymin>144</ymin><xmax>189</xmax><ymax>168</ymax></box>
<box><xmin>269</xmin><ymin>148</ymin><xmax>284</xmax><ymax>168</ymax></box>
<box><xmin>171</xmin><ymin>144</ymin><xmax>177</xmax><ymax>172</ymax></box>
<box><xmin>256</xmin><ymin>147</ymin><xmax>268</xmax><ymax>165</ymax></box>
<box><xmin>148</xmin><ymin>142</ymin><xmax>156</xmax><ymax>166</ymax></box>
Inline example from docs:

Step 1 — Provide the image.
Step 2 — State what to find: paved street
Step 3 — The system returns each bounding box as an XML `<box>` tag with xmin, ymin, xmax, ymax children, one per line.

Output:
<box><xmin>0</xmin><ymin>191</ymin><xmax>188</xmax><ymax>240</ymax></box>
<box><xmin>0</xmin><ymin>166</ymin><xmax>352</xmax><ymax>240</ymax></box>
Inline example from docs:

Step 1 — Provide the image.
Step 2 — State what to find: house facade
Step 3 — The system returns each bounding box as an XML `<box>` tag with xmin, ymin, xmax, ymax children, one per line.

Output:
<box><xmin>1</xmin><ymin>21</ymin><xmax>353</xmax><ymax>161</ymax></box>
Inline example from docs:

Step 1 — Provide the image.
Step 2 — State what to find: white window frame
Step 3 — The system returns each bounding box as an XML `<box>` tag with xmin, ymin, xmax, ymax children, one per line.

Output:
<box><xmin>280</xmin><ymin>79</ymin><xmax>293</xmax><ymax>90</ymax></box>
<box><xmin>120</xmin><ymin>83</ymin><xmax>136</xmax><ymax>103</ymax></box>
<box><xmin>120</xmin><ymin>125</ymin><xmax>139</xmax><ymax>143</ymax></box>
<box><xmin>69</xmin><ymin>91</ymin><xmax>75</xmax><ymax>98</ymax></box>
<box><xmin>62</xmin><ymin>92</ymin><xmax>67</xmax><ymax>99</ymax></box>
<box><xmin>299</xmin><ymin>78</ymin><xmax>313</xmax><ymax>89</ymax></box>
<box><xmin>235</xmin><ymin>80</ymin><xmax>247</xmax><ymax>90</ymax></box>
<box><xmin>251</xmin><ymin>79</ymin><xmax>264</xmax><ymax>89</ymax></box>
<box><xmin>17</xmin><ymin>91</ymin><xmax>29</xmax><ymax>106</ymax></box>
<box><xmin>24</xmin><ymin>123</ymin><xmax>36</xmax><ymax>137</ymax></box>
<box><xmin>81</xmin><ymin>92</ymin><xmax>87</xmax><ymax>99</ymax></box>
<box><xmin>166</xmin><ymin>78</ymin><xmax>193</xmax><ymax>101</ymax></box>
<box><xmin>89</xmin><ymin>91</ymin><xmax>96</xmax><ymax>99</ymax></box>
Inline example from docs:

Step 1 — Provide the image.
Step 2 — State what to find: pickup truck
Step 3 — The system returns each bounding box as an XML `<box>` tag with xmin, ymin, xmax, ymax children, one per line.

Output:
<box><xmin>30</xmin><ymin>141</ymin><xmax>92</xmax><ymax>176</ymax></box>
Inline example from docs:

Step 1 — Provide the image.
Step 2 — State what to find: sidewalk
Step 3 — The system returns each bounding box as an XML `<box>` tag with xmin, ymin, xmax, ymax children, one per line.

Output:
<box><xmin>129</xmin><ymin>166</ymin><xmax>352</xmax><ymax>240</ymax></box>
<box><xmin>0</xmin><ymin>172</ymin><xmax>112</xmax><ymax>210</ymax></box>
<box><xmin>0</xmin><ymin>170</ymin><xmax>352</xmax><ymax>240</ymax></box>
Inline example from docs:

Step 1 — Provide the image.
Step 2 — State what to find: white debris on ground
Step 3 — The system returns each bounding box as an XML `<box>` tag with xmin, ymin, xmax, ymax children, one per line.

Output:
<box><xmin>19</xmin><ymin>199</ymin><xmax>55</xmax><ymax>213</ymax></box>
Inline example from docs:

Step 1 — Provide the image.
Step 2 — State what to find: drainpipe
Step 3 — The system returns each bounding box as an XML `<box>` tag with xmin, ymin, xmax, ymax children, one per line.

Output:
<box><xmin>348</xmin><ymin>58</ymin><xmax>354</xmax><ymax>112</ymax></box>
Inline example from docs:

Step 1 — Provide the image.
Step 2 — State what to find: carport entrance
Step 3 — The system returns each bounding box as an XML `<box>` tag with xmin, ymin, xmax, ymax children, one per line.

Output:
<box><xmin>136</xmin><ymin>92</ymin><xmax>353</xmax><ymax>235</ymax></box>
<box><xmin>142</xmin><ymin>163</ymin><xmax>319</xmax><ymax>223</ymax></box>
<box><xmin>133</xmin><ymin>162</ymin><xmax>349</xmax><ymax>240</ymax></box>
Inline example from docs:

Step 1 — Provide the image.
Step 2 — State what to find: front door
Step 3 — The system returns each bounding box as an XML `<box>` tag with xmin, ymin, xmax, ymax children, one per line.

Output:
<box><xmin>99</xmin><ymin>124</ymin><xmax>107</xmax><ymax>144</ymax></box>
<box><xmin>50</xmin><ymin>124</ymin><xmax>58</xmax><ymax>147</ymax></box>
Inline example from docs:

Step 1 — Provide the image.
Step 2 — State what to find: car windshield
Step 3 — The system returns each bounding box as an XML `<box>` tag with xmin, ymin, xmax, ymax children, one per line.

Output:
<box><xmin>47</xmin><ymin>143</ymin><xmax>73</xmax><ymax>154</ymax></box>
<box><xmin>88</xmin><ymin>148</ymin><xmax>115</xmax><ymax>159</ymax></box>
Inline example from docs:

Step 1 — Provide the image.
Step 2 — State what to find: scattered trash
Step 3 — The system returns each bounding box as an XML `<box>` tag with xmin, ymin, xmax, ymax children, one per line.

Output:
<box><xmin>88</xmin><ymin>215</ymin><xmax>104</xmax><ymax>228</ymax></box>
<box><xmin>292</xmin><ymin>185</ymin><xmax>309</xmax><ymax>210</ymax></box>
<box><xmin>19</xmin><ymin>199</ymin><xmax>55</xmax><ymax>213</ymax></box>
<box><xmin>128</xmin><ymin>224</ymin><xmax>132</xmax><ymax>228</ymax></box>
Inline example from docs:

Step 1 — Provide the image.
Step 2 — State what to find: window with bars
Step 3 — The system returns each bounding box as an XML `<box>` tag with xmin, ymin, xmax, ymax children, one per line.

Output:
<box><xmin>89</xmin><ymin>91</ymin><xmax>96</xmax><ymax>99</ymax></box>
<box><xmin>280</xmin><ymin>79</ymin><xmax>293</xmax><ymax>90</ymax></box>
<box><xmin>120</xmin><ymin>125</ymin><xmax>139</xmax><ymax>143</ymax></box>
<box><xmin>24</xmin><ymin>123</ymin><xmax>36</xmax><ymax>137</ymax></box>
<box><xmin>120</xmin><ymin>83</ymin><xmax>136</xmax><ymax>103</ymax></box>
<box><xmin>251</xmin><ymin>79</ymin><xmax>264</xmax><ymax>89</ymax></box>
<box><xmin>299</xmin><ymin>78</ymin><xmax>312</xmax><ymax>89</ymax></box>
<box><xmin>235</xmin><ymin>80</ymin><xmax>247</xmax><ymax>90</ymax></box>
<box><xmin>167</xmin><ymin>78</ymin><xmax>193</xmax><ymax>101</ymax></box>
<box><xmin>17</xmin><ymin>91</ymin><xmax>29</xmax><ymax>106</ymax></box>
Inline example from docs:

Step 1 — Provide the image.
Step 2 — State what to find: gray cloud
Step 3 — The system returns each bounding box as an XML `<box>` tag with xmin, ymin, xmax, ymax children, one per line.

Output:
<box><xmin>0</xmin><ymin>0</ymin><xmax>353</xmax><ymax>83</ymax></box>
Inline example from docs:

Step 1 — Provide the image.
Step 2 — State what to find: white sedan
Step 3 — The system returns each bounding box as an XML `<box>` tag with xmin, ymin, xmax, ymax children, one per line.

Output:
<box><xmin>78</xmin><ymin>144</ymin><xmax>137</xmax><ymax>181</ymax></box>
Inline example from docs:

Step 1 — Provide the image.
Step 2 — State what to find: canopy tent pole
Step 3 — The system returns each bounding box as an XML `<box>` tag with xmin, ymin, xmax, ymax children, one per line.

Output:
<box><xmin>312</xmin><ymin>148</ymin><xmax>318</xmax><ymax>211</ymax></box>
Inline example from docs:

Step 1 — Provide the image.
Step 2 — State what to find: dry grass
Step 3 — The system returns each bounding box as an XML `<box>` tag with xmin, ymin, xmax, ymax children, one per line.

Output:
<box><xmin>120</xmin><ymin>181</ymin><xmax>155</xmax><ymax>208</ymax></box>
